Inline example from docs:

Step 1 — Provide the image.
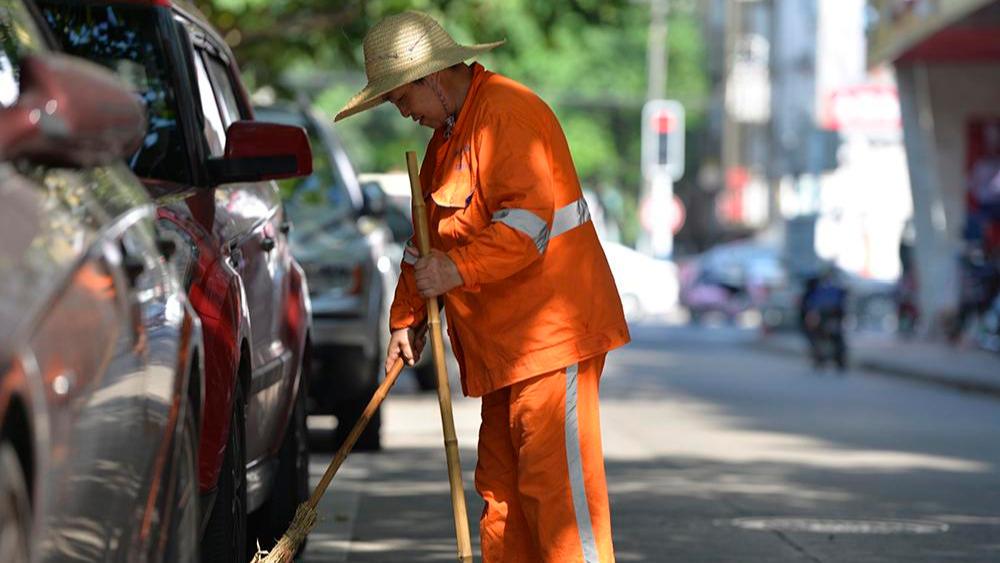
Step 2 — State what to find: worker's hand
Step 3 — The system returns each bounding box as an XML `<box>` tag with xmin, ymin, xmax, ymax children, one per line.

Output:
<box><xmin>385</xmin><ymin>327</ymin><xmax>425</xmax><ymax>373</ymax></box>
<box><xmin>414</xmin><ymin>249</ymin><xmax>463</xmax><ymax>298</ymax></box>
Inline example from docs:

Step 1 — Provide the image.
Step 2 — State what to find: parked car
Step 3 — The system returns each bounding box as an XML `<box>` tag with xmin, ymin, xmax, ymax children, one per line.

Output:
<box><xmin>0</xmin><ymin>7</ymin><xmax>203</xmax><ymax>561</ymax></box>
<box><xmin>254</xmin><ymin>102</ymin><xmax>402</xmax><ymax>449</ymax></box>
<box><xmin>38</xmin><ymin>1</ymin><xmax>313</xmax><ymax>559</ymax></box>
<box><xmin>680</xmin><ymin>240</ymin><xmax>785</xmax><ymax>324</ymax></box>
<box><xmin>602</xmin><ymin>241</ymin><xmax>679</xmax><ymax>322</ymax></box>
<box><xmin>357</xmin><ymin>171</ymin><xmax>440</xmax><ymax>390</ymax></box>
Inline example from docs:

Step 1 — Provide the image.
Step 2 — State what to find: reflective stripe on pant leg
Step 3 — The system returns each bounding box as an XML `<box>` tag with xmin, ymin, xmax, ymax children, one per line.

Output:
<box><xmin>564</xmin><ymin>363</ymin><xmax>600</xmax><ymax>563</ymax></box>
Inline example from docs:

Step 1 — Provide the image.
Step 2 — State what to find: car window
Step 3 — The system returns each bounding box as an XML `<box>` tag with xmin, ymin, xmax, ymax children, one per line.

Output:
<box><xmin>0</xmin><ymin>0</ymin><xmax>47</xmax><ymax>107</ymax></box>
<box><xmin>192</xmin><ymin>51</ymin><xmax>225</xmax><ymax>157</ymax></box>
<box><xmin>204</xmin><ymin>54</ymin><xmax>242</xmax><ymax>125</ymax></box>
<box><xmin>280</xmin><ymin>129</ymin><xmax>354</xmax><ymax>232</ymax></box>
<box><xmin>38</xmin><ymin>2</ymin><xmax>190</xmax><ymax>185</ymax></box>
<box><xmin>253</xmin><ymin>107</ymin><xmax>354</xmax><ymax>226</ymax></box>
<box><xmin>0</xmin><ymin>13</ymin><xmax>21</xmax><ymax>107</ymax></box>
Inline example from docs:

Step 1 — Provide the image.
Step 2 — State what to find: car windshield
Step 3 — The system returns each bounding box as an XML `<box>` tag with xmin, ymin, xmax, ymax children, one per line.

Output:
<box><xmin>254</xmin><ymin>107</ymin><xmax>354</xmax><ymax>231</ymax></box>
<box><xmin>38</xmin><ymin>2</ymin><xmax>189</xmax><ymax>185</ymax></box>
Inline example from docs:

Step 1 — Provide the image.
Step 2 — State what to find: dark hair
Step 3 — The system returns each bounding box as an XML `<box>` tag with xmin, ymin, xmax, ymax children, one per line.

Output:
<box><xmin>414</xmin><ymin>63</ymin><xmax>465</xmax><ymax>85</ymax></box>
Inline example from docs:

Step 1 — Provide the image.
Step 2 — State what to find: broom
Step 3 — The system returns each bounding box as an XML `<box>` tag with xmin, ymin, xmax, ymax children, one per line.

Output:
<box><xmin>252</xmin><ymin>150</ymin><xmax>473</xmax><ymax>562</ymax></box>
<box><xmin>251</xmin><ymin>346</ymin><xmax>417</xmax><ymax>563</ymax></box>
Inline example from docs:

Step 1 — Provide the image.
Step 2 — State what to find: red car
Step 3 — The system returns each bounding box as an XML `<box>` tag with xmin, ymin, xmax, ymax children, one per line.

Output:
<box><xmin>39</xmin><ymin>1</ymin><xmax>314</xmax><ymax>560</ymax></box>
<box><xmin>0</xmin><ymin>9</ymin><xmax>204</xmax><ymax>560</ymax></box>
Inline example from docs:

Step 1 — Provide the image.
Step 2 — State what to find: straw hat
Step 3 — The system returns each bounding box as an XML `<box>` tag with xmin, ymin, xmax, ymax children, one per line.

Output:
<box><xmin>334</xmin><ymin>11</ymin><xmax>504</xmax><ymax>122</ymax></box>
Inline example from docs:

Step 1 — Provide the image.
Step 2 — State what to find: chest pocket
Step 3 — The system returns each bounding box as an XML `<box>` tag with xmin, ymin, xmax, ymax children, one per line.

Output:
<box><xmin>431</xmin><ymin>169</ymin><xmax>488</xmax><ymax>245</ymax></box>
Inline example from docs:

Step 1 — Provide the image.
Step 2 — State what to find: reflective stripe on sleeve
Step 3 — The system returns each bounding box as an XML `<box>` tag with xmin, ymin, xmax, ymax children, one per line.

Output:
<box><xmin>551</xmin><ymin>197</ymin><xmax>591</xmax><ymax>238</ymax></box>
<box><xmin>489</xmin><ymin>197</ymin><xmax>592</xmax><ymax>254</ymax></box>
<box><xmin>492</xmin><ymin>208</ymin><xmax>551</xmax><ymax>254</ymax></box>
<box><xmin>402</xmin><ymin>239</ymin><xmax>418</xmax><ymax>265</ymax></box>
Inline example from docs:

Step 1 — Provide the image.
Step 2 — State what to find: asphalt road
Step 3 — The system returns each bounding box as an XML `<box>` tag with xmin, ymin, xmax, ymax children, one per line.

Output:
<box><xmin>300</xmin><ymin>323</ymin><xmax>1000</xmax><ymax>562</ymax></box>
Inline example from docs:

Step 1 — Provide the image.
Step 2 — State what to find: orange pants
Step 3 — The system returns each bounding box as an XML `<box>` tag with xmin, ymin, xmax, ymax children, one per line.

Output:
<box><xmin>475</xmin><ymin>354</ymin><xmax>615</xmax><ymax>563</ymax></box>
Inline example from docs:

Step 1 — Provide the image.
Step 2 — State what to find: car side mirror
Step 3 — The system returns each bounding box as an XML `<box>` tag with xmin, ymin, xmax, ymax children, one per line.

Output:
<box><xmin>360</xmin><ymin>180</ymin><xmax>387</xmax><ymax>217</ymax></box>
<box><xmin>207</xmin><ymin>121</ymin><xmax>312</xmax><ymax>184</ymax></box>
<box><xmin>0</xmin><ymin>53</ymin><xmax>146</xmax><ymax>167</ymax></box>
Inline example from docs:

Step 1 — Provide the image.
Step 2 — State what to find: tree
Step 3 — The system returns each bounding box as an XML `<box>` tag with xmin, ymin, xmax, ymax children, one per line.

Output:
<box><xmin>196</xmin><ymin>0</ymin><xmax>708</xmax><ymax>245</ymax></box>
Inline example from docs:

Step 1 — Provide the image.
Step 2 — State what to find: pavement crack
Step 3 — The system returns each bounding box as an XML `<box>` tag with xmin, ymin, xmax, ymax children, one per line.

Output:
<box><xmin>720</xmin><ymin>496</ymin><xmax>824</xmax><ymax>563</ymax></box>
<box><xmin>770</xmin><ymin>529</ymin><xmax>824</xmax><ymax>563</ymax></box>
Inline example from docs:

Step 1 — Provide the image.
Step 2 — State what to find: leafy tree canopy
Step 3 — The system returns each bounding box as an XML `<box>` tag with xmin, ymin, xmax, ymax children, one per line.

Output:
<box><xmin>195</xmin><ymin>0</ymin><xmax>707</xmax><ymax>244</ymax></box>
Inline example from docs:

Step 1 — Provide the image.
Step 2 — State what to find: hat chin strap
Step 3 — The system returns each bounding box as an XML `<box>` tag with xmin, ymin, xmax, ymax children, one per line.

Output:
<box><xmin>426</xmin><ymin>74</ymin><xmax>457</xmax><ymax>139</ymax></box>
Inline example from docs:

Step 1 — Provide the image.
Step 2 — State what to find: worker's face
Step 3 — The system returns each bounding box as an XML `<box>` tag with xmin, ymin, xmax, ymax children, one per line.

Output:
<box><xmin>385</xmin><ymin>75</ymin><xmax>448</xmax><ymax>130</ymax></box>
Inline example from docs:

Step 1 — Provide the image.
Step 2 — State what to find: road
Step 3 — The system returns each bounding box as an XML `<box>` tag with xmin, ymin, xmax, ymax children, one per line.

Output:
<box><xmin>300</xmin><ymin>323</ymin><xmax>1000</xmax><ymax>562</ymax></box>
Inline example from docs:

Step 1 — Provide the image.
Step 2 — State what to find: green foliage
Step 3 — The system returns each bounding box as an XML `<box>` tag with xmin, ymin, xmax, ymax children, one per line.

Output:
<box><xmin>196</xmin><ymin>0</ymin><xmax>708</xmax><ymax>244</ymax></box>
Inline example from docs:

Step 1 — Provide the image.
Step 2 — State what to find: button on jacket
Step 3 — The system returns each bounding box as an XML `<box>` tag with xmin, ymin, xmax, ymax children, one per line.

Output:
<box><xmin>390</xmin><ymin>63</ymin><xmax>630</xmax><ymax>397</ymax></box>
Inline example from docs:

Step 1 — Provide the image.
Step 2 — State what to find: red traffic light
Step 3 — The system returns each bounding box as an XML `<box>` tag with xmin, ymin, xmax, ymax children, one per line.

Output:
<box><xmin>652</xmin><ymin>111</ymin><xmax>675</xmax><ymax>134</ymax></box>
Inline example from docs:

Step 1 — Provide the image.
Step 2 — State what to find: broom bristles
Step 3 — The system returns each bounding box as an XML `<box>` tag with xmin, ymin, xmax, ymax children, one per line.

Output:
<box><xmin>251</xmin><ymin>502</ymin><xmax>318</xmax><ymax>563</ymax></box>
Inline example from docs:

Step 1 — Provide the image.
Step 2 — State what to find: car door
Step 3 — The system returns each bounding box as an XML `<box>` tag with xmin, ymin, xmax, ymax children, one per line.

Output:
<box><xmin>29</xmin><ymin>170</ymin><xmax>185</xmax><ymax>563</ymax></box>
<box><xmin>1</xmin><ymin>3</ymin><xmax>194</xmax><ymax>558</ymax></box>
<box><xmin>185</xmin><ymin>28</ymin><xmax>290</xmax><ymax>462</ymax></box>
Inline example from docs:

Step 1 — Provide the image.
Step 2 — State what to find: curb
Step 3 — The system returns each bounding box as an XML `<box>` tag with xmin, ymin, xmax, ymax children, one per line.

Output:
<box><xmin>754</xmin><ymin>335</ymin><xmax>1000</xmax><ymax>399</ymax></box>
<box><xmin>855</xmin><ymin>357</ymin><xmax>1000</xmax><ymax>399</ymax></box>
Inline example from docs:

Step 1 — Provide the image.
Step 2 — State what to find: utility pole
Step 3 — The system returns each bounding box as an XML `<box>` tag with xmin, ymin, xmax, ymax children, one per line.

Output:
<box><xmin>640</xmin><ymin>0</ymin><xmax>678</xmax><ymax>258</ymax></box>
<box><xmin>766</xmin><ymin>0</ymin><xmax>782</xmax><ymax>226</ymax></box>
<box><xmin>722</xmin><ymin>0</ymin><xmax>742</xmax><ymax>218</ymax></box>
<box><xmin>646</xmin><ymin>0</ymin><xmax>668</xmax><ymax>100</ymax></box>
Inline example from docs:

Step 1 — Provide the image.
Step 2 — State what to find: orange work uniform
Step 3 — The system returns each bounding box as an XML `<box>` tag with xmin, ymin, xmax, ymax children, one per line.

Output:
<box><xmin>389</xmin><ymin>63</ymin><xmax>629</xmax><ymax>562</ymax></box>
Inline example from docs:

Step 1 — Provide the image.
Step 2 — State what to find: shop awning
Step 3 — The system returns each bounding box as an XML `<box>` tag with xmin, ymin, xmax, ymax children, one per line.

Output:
<box><xmin>867</xmin><ymin>0</ymin><xmax>1000</xmax><ymax>66</ymax></box>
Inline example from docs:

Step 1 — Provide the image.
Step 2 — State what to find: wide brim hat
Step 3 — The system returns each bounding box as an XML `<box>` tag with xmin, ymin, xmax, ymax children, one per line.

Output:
<box><xmin>334</xmin><ymin>10</ymin><xmax>504</xmax><ymax>122</ymax></box>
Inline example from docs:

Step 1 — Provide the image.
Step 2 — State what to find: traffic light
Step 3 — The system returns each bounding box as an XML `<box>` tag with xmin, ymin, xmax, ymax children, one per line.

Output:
<box><xmin>654</xmin><ymin>110</ymin><xmax>674</xmax><ymax>166</ymax></box>
<box><xmin>641</xmin><ymin>99</ymin><xmax>685</xmax><ymax>181</ymax></box>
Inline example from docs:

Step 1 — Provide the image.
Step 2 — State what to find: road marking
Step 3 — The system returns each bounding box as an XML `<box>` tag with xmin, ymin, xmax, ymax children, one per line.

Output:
<box><xmin>723</xmin><ymin>517</ymin><xmax>949</xmax><ymax>535</ymax></box>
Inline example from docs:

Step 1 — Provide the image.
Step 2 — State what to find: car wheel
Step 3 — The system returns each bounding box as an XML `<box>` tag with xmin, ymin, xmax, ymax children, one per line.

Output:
<box><xmin>250</xmin><ymin>377</ymin><xmax>310</xmax><ymax>556</ymax></box>
<box><xmin>0</xmin><ymin>440</ymin><xmax>30</xmax><ymax>563</ymax></box>
<box><xmin>333</xmin><ymin>385</ymin><xmax>381</xmax><ymax>452</ymax></box>
<box><xmin>621</xmin><ymin>294</ymin><xmax>643</xmax><ymax>323</ymax></box>
<box><xmin>414</xmin><ymin>360</ymin><xmax>438</xmax><ymax>391</ymax></box>
<box><xmin>201</xmin><ymin>380</ymin><xmax>247</xmax><ymax>563</ymax></box>
<box><xmin>166</xmin><ymin>397</ymin><xmax>200</xmax><ymax>562</ymax></box>
<box><xmin>332</xmin><ymin>344</ymin><xmax>381</xmax><ymax>452</ymax></box>
<box><xmin>688</xmin><ymin>309</ymin><xmax>704</xmax><ymax>325</ymax></box>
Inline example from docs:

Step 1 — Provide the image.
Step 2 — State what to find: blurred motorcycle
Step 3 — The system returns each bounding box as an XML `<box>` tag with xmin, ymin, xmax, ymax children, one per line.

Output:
<box><xmin>800</xmin><ymin>270</ymin><xmax>848</xmax><ymax>371</ymax></box>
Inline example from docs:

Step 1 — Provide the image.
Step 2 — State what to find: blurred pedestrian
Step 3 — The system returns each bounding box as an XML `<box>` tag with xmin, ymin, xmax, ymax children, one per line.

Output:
<box><xmin>335</xmin><ymin>11</ymin><xmax>629</xmax><ymax>563</ymax></box>
<box><xmin>950</xmin><ymin>237</ymin><xmax>996</xmax><ymax>345</ymax></box>
<box><xmin>799</xmin><ymin>266</ymin><xmax>848</xmax><ymax>370</ymax></box>
<box><xmin>895</xmin><ymin>224</ymin><xmax>919</xmax><ymax>338</ymax></box>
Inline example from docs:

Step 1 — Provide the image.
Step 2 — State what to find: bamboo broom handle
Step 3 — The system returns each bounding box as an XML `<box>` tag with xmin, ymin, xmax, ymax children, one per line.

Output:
<box><xmin>307</xmin><ymin>346</ymin><xmax>416</xmax><ymax>509</ymax></box>
<box><xmin>406</xmin><ymin>150</ymin><xmax>474</xmax><ymax>563</ymax></box>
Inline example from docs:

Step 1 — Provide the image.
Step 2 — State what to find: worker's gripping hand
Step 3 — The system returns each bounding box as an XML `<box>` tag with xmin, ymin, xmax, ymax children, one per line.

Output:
<box><xmin>414</xmin><ymin>249</ymin><xmax>463</xmax><ymax>298</ymax></box>
<box><xmin>385</xmin><ymin>327</ymin><xmax>425</xmax><ymax>373</ymax></box>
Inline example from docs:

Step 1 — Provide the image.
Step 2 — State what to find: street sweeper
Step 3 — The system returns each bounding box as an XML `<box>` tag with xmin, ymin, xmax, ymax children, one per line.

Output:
<box><xmin>333</xmin><ymin>10</ymin><xmax>631</xmax><ymax>563</ymax></box>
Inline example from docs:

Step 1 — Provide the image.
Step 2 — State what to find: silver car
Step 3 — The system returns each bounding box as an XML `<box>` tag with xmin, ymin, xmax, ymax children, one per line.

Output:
<box><xmin>254</xmin><ymin>102</ymin><xmax>396</xmax><ymax>450</ymax></box>
<box><xmin>0</xmin><ymin>6</ymin><xmax>203</xmax><ymax>561</ymax></box>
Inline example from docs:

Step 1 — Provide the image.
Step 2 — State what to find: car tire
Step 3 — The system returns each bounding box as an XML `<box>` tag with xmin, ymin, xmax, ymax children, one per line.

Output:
<box><xmin>166</xmin><ymin>397</ymin><xmax>200</xmax><ymax>562</ymax></box>
<box><xmin>622</xmin><ymin>293</ymin><xmax>643</xmax><ymax>322</ymax></box>
<box><xmin>0</xmin><ymin>440</ymin><xmax>31</xmax><ymax>563</ymax></box>
<box><xmin>333</xmin><ymin>385</ymin><xmax>381</xmax><ymax>452</ymax></box>
<box><xmin>332</xmin><ymin>343</ymin><xmax>381</xmax><ymax>452</ymax></box>
<box><xmin>250</xmin><ymin>376</ymin><xmax>310</xmax><ymax>556</ymax></box>
<box><xmin>688</xmin><ymin>309</ymin><xmax>704</xmax><ymax>325</ymax></box>
<box><xmin>414</xmin><ymin>360</ymin><xmax>438</xmax><ymax>391</ymax></box>
<box><xmin>201</xmin><ymin>380</ymin><xmax>247</xmax><ymax>563</ymax></box>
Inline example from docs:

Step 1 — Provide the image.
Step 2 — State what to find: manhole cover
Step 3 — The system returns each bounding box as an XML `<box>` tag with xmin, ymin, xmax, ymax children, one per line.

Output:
<box><xmin>726</xmin><ymin>517</ymin><xmax>949</xmax><ymax>535</ymax></box>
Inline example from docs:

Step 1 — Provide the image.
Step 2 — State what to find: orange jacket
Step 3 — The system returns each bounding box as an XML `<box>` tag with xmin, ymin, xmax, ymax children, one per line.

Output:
<box><xmin>390</xmin><ymin>63</ymin><xmax>630</xmax><ymax>397</ymax></box>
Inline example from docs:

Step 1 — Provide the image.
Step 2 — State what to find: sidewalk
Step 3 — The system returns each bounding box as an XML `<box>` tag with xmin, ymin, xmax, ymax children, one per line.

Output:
<box><xmin>756</xmin><ymin>330</ymin><xmax>1000</xmax><ymax>397</ymax></box>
